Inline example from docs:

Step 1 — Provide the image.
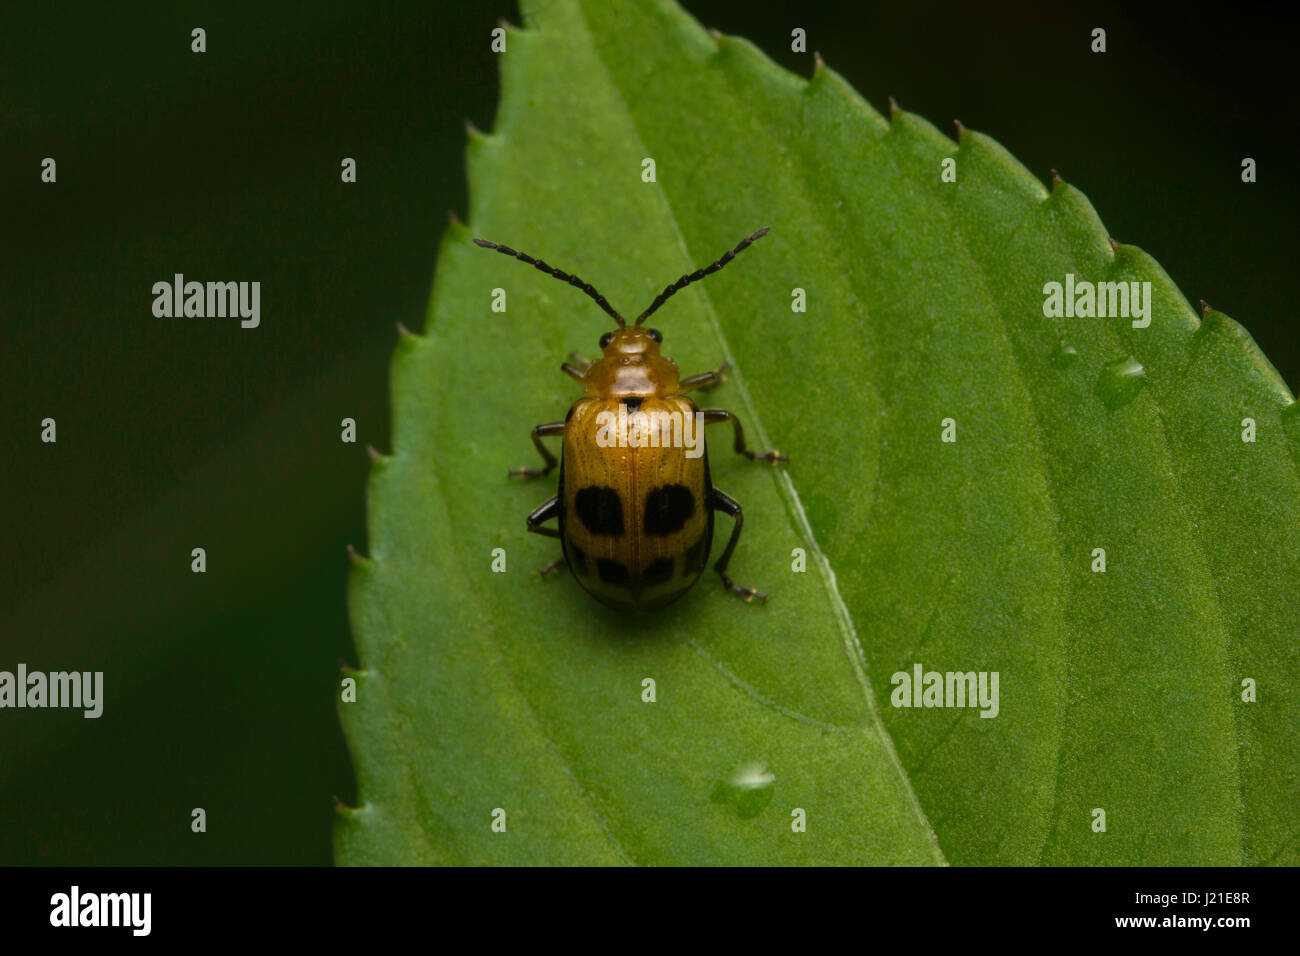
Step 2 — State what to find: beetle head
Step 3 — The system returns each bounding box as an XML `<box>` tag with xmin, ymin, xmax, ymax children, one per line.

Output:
<box><xmin>598</xmin><ymin>326</ymin><xmax>662</xmax><ymax>357</ymax></box>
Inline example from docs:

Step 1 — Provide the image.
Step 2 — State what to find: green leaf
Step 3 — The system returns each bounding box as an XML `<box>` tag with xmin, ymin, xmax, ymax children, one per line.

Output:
<box><xmin>337</xmin><ymin>0</ymin><xmax>1300</xmax><ymax>865</ymax></box>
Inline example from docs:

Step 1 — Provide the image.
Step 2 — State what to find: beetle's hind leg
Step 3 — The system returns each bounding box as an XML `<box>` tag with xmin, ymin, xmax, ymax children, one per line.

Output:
<box><xmin>538</xmin><ymin>557</ymin><xmax>566</xmax><ymax>578</ymax></box>
<box><xmin>701</xmin><ymin>408</ymin><xmax>788</xmax><ymax>464</ymax></box>
<box><xmin>710</xmin><ymin>488</ymin><xmax>766</xmax><ymax>604</ymax></box>
<box><xmin>510</xmin><ymin>421</ymin><xmax>564</xmax><ymax>478</ymax></box>
<box><xmin>679</xmin><ymin>362</ymin><xmax>731</xmax><ymax>393</ymax></box>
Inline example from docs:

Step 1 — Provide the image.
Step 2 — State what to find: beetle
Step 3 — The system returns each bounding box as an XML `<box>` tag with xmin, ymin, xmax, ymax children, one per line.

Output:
<box><xmin>474</xmin><ymin>227</ymin><xmax>787</xmax><ymax>611</ymax></box>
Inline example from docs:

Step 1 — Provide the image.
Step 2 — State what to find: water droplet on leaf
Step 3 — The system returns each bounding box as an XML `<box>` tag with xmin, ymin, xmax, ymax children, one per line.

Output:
<box><xmin>710</xmin><ymin>761</ymin><xmax>776</xmax><ymax>819</ymax></box>
<box><xmin>1050</xmin><ymin>343</ymin><xmax>1079</xmax><ymax>368</ymax></box>
<box><xmin>1096</xmin><ymin>355</ymin><xmax>1147</xmax><ymax>409</ymax></box>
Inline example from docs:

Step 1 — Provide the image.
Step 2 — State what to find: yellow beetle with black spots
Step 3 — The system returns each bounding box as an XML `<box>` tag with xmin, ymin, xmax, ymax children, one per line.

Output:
<box><xmin>474</xmin><ymin>228</ymin><xmax>787</xmax><ymax>611</ymax></box>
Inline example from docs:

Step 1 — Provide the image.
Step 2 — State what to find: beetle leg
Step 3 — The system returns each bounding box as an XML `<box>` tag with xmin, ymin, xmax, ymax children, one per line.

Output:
<box><xmin>526</xmin><ymin>495</ymin><xmax>562</xmax><ymax>539</ymax></box>
<box><xmin>510</xmin><ymin>421</ymin><xmax>565</xmax><ymax>478</ymax></box>
<box><xmin>562</xmin><ymin>351</ymin><xmax>592</xmax><ymax>382</ymax></box>
<box><xmin>679</xmin><ymin>361</ymin><xmax>730</xmax><ymax>393</ymax></box>
<box><xmin>701</xmin><ymin>408</ymin><xmax>788</xmax><ymax>463</ymax></box>
<box><xmin>710</xmin><ymin>488</ymin><xmax>766</xmax><ymax>604</ymax></box>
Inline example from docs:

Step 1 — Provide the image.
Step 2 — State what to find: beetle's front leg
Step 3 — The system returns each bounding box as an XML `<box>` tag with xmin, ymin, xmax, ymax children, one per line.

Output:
<box><xmin>679</xmin><ymin>362</ymin><xmax>730</xmax><ymax>393</ymax></box>
<box><xmin>509</xmin><ymin>421</ymin><xmax>564</xmax><ymax>478</ymax></box>
<box><xmin>710</xmin><ymin>488</ymin><xmax>766</xmax><ymax>603</ymax></box>
<box><xmin>561</xmin><ymin>351</ymin><xmax>591</xmax><ymax>382</ymax></box>
<box><xmin>701</xmin><ymin>408</ymin><xmax>788</xmax><ymax>463</ymax></box>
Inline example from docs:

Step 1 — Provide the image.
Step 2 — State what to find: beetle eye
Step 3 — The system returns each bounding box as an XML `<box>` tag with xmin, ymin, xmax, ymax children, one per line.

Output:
<box><xmin>647</xmin><ymin>328</ymin><xmax>662</xmax><ymax>343</ymax></box>
<box><xmin>599</xmin><ymin>331</ymin><xmax>614</xmax><ymax>349</ymax></box>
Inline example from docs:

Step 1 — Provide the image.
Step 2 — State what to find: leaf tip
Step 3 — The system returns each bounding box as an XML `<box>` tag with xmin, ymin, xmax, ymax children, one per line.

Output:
<box><xmin>708</xmin><ymin>26</ymin><xmax>725</xmax><ymax>45</ymax></box>
<box><xmin>812</xmin><ymin>49</ymin><xmax>825</xmax><ymax>75</ymax></box>
<box><xmin>448</xmin><ymin>207</ymin><xmax>465</xmax><ymax>228</ymax></box>
<box><xmin>347</xmin><ymin>543</ymin><xmax>371</xmax><ymax>567</ymax></box>
<box><xmin>464</xmin><ymin>117</ymin><xmax>486</xmax><ymax>141</ymax></box>
<box><xmin>953</xmin><ymin>118</ymin><xmax>967</xmax><ymax>141</ymax></box>
<box><xmin>1199</xmin><ymin>298</ymin><xmax>1213</xmax><ymax>318</ymax></box>
<box><xmin>396</xmin><ymin>320</ymin><xmax>416</xmax><ymax>340</ymax></box>
<box><xmin>1050</xmin><ymin>168</ymin><xmax>1065</xmax><ymax>190</ymax></box>
<box><xmin>1107</xmin><ymin>236</ymin><xmax>1120</xmax><ymax>252</ymax></box>
<box><xmin>888</xmin><ymin>95</ymin><xmax>901</xmax><ymax>119</ymax></box>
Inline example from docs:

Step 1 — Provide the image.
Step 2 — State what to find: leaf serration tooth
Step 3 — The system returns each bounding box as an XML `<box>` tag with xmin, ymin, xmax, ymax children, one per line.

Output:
<box><xmin>333</xmin><ymin>797</ymin><xmax>374</xmax><ymax>818</ymax></box>
<box><xmin>339</xmin><ymin>659</ymin><xmax>372</xmax><ymax>679</ymax></box>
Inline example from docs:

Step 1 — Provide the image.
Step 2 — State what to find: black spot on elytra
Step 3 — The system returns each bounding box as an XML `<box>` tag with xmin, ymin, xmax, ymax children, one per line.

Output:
<box><xmin>642</xmin><ymin>557</ymin><xmax>674</xmax><ymax>587</ymax></box>
<box><xmin>597</xmin><ymin>559</ymin><xmax>630</xmax><ymax>586</ymax></box>
<box><xmin>568</xmin><ymin>543</ymin><xmax>588</xmax><ymax>576</ymax></box>
<box><xmin>622</xmin><ymin>396</ymin><xmax>643</xmax><ymax>413</ymax></box>
<box><xmin>644</xmin><ymin>484</ymin><xmax>694</xmax><ymax>535</ymax></box>
<box><xmin>575</xmin><ymin>486</ymin><xmax>624</xmax><ymax>535</ymax></box>
<box><xmin>683</xmin><ymin>533</ymin><xmax>709</xmax><ymax>573</ymax></box>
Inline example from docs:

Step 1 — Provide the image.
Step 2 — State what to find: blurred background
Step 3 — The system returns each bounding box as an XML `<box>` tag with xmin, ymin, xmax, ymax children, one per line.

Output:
<box><xmin>2</xmin><ymin>0</ymin><xmax>1295</xmax><ymax>864</ymax></box>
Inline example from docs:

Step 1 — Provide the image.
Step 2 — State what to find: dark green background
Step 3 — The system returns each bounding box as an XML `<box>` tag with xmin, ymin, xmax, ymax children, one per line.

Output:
<box><xmin>2</xmin><ymin>0</ymin><xmax>1295</xmax><ymax>864</ymax></box>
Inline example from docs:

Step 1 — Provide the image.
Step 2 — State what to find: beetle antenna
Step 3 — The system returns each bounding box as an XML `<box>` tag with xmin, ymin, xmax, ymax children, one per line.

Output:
<box><xmin>635</xmin><ymin>227</ymin><xmax>770</xmax><ymax>326</ymax></box>
<box><xmin>473</xmin><ymin>238</ymin><xmax>626</xmax><ymax>327</ymax></box>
